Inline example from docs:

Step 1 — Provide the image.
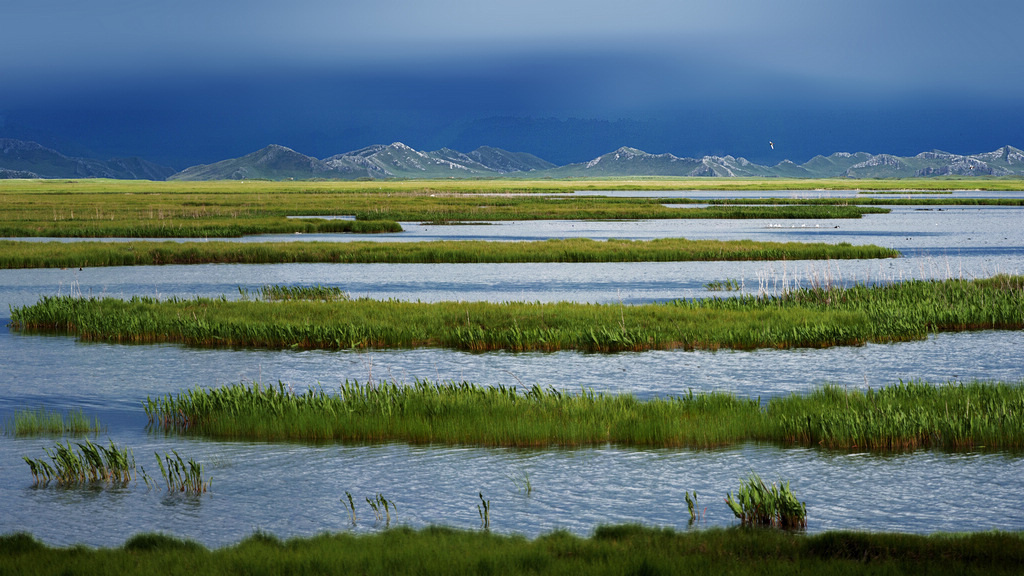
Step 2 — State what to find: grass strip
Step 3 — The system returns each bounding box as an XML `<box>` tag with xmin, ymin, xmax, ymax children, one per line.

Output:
<box><xmin>143</xmin><ymin>379</ymin><xmax>1024</xmax><ymax>450</ymax></box>
<box><xmin>10</xmin><ymin>276</ymin><xmax>1024</xmax><ymax>353</ymax></box>
<box><xmin>0</xmin><ymin>237</ymin><xmax>900</xmax><ymax>269</ymax></box>
<box><xmin>2</xmin><ymin>525</ymin><xmax>1023</xmax><ymax>575</ymax></box>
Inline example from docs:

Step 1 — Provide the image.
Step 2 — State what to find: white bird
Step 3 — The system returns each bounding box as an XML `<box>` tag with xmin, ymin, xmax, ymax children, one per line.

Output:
<box><xmin>769</xmin><ymin>141</ymin><xmax>774</xmax><ymax>150</ymax></box>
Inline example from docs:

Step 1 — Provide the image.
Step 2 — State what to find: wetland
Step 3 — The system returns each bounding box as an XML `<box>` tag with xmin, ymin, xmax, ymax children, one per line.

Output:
<box><xmin>1</xmin><ymin>178</ymin><xmax>1023</xmax><ymax>552</ymax></box>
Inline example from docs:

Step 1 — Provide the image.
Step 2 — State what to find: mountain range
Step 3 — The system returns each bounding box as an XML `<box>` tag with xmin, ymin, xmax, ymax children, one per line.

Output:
<box><xmin>0</xmin><ymin>139</ymin><xmax>178</xmax><ymax>180</ymax></box>
<box><xmin>3</xmin><ymin>138</ymin><xmax>1023</xmax><ymax>181</ymax></box>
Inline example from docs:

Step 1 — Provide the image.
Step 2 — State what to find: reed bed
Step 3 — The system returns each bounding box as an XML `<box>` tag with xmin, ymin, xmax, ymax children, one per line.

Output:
<box><xmin>4</xmin><ymin>407</ymin><xmax>102</xmax><ymax>436</ymax></box>
<box><xmin>0</xmin><ymin>236</ymin><xmax>899</xmax><ymax>269</ymax></box>
<box><xmin>23</xmin><ymin>439</ymin><xmax>136</xmax><ymax>487</ymax></box>
<box><xmin>5</xmin><ymin>525</ymin><xmax>1024</xmax><ymax>576</ymax></box>
<box><xmin>142</xmin><ymin>379</ymin><xmax>1024</xmax><ymax>451</ymax></box>
<box><xmin>12</xmin><ymin>276</ymin><xmax>1024</xmax><ymax>353</ymax></box>
<box><xmin>143</xmin><ymin>379</ymin><xmax>762</xmax><ymax>447</ymax></box>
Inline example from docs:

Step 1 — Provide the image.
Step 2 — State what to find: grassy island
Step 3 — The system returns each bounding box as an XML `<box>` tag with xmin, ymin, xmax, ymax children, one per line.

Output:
<box><xmin>144</xmin><ymin>379</ymin><xmax>1024</xmax><ymax>450</ymax></box>
<box><xmin>10</xmin><ymin>276</ymin><xmax>1024</xmax><ymax>353</ymax></box>
<box><xmin>0</xmin><ymin>237</ymin><xmax>899</xmax><ymax>269</ymax></box>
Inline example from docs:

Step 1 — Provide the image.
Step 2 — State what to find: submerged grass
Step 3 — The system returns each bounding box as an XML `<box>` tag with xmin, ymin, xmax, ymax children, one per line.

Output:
<box><xmin>143</xmin><ymin>379</ymin><xmax>1024</xmax><ymax>451</ymax></box>
<box><xmin>0</xmin><ymin>237</ymin><xmax>899</xmax><ymax>269</ymax></box>
<box><xmin>3</xmin><ymin>525</ymin><xmax>1023</xmax><ymax>575</ymax></box>
<box><xmin>11</xmin><ymin>276</ymin><xmax>1024</xmax><ymax>353</ymax></box>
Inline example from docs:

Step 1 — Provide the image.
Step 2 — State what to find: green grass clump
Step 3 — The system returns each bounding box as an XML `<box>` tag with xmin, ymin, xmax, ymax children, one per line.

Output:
<box><xmin>725</xmin><ymin>473</ymin><xmax>807</xmax><ymax>530</ymax></box>
<box><xmin>2</xmin><ymin>525</ymin><xmax>1023</xmax><ymax>575</ymax></box>
<box><xmin>153</xmin><ymin>451</ymin><xmax>211</xmax><ymax>494</ymax></box>
<box><xmin>23</xmin><ymin>439</ymin><xmax>137</xmax><ymax>487</ymax></box>
<box><xmin>0</xmin><ymin>236</ymin><xmax>900</xmax><ymax>269</ymax></box>
<box><xmin>4</xmin><ymin>407</ymin><xmax>102</xmax><ymax>436</ymax></box>
<box><xmin>238</xmin><ymin>285</ymin><xmax>351</xmax><ymax>302</ymax></box>
<box><xmin>143</xmin><ymin>379</ymin><xmax>1024</xmax><ymax>451</ymax></box>
<box><xmin>11</xmin><ymin>276</ymin><xmax>1024</xmax><ymax>353</ymax></box>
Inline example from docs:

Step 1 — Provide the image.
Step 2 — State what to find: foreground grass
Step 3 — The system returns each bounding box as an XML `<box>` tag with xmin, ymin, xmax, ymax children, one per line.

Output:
<box><xmin>11</xmin><ymin>276</ymin><xmax>1024</xmax><ymax>353</ymax></box>
<box><xmin>2</xmin><ymin>525</ymin><xmax>1023</xmax><ymax>576</ymax></box>
<box><xmin>145</xmin><ymin>379</ymin><xmax>1024</xmax><ymax>450</ymax></box>
<box><xmin>0</xmin><ymin>237</ymin><xmax>900</xmax><ymax>269</ymax></box>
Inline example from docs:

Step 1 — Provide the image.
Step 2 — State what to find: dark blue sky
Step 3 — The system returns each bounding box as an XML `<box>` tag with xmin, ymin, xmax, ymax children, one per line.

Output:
<box><xmin>3</xmin><ymin>0</ymin><xmax>1022</xmax><ymax>169</ymax></box>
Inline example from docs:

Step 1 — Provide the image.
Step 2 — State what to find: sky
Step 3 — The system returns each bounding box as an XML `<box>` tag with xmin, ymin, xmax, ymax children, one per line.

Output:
<box><xmin>2</xmin><ymin>0</ymin><xmax>1023</xmax><ymax>169</ymax></box>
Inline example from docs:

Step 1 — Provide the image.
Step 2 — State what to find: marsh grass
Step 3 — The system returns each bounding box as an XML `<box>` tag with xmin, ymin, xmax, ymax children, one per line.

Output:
<box><xmin>238</xmin><ymin>285</ymin><xmax>351</xmax><ymax>302</ymax></box>
<box><xmin>4</xmin><ymin>525</ymin><xmax>1024</xmax><ymax>575</ymax></box>
<box><xmin>4</xmin><ymin>407</ymin><xmax>102</xmax><ymax>436</ymax></box>
<box><xmin>705</xmin><ymin>279</ymin><xmax>742</xmax><ymax>291</ymax></box>
<box><xmin>0</xmin><ymin>178</ymin><xmax>896</xmax><ymax>239</ymax></box>
<box><xmin>142</xmin><ymin>379</ymin><xmax>1024</xmax><ymax>451</ymax></box>
<box><xmin>725</xmin><ymin>473</ymin><xmax>807</xmax><ymax>530</ymax></box>
<box><xmin>13</xmin><ymin>276</ymin><xmax>1024</xmax><ymax>353</ymax></box>
<box><xmin>23</xmin><ymin>439</ymin><xmax>136</xmax><ymax>488</ymax></box>
<box><xmin>0</xmin><ymin>236</ymin><xmax>900</xmax><ymax>269</ymax></box>
<box><xmin>153</xmin><ymin>451</ymin><xmax>210</xmax><ymax>494</ymax></box>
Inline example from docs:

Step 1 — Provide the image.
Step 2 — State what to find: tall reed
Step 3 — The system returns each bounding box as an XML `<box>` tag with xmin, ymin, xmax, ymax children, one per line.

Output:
<box><xmin>154</xmin><ymin>451</ymin><xmax>211</xmax><ymax>494</ymax></box>
<box><xmin>725</xmin><ymin>473</ymin><xmax>807</xmax><ymax>530</ymax></box>
<box><xmin>23</xmin><ymin>439</ymin><xmax>136</xmax><ymax>487</ymax></box>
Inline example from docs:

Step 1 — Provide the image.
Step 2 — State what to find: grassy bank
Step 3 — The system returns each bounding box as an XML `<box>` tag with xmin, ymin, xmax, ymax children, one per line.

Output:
<box><xmin>144</xmin><ymin>379</ymin><xmax>1024</xmax><ymax>450</ymax></box>
<box><xmin>2</xmin><ymin>525</ymin><xmax>1023</xmax><ymax>576</ymax></box>
<box><xmin>11</xmin><ymin>276</ymin><xmax>1024</xmax><ymax>353</ymax></box>
<box><xmin>0</xmin><ymin>237</ymin><xmax>900</xmax><ymax>269</ymax></box>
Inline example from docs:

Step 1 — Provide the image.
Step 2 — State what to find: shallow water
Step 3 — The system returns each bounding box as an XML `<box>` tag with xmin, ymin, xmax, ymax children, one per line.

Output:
<box><xmin>2</xmin><ymin>194</ymin><xmax>1023</xmax><ymax>547</ymax></box>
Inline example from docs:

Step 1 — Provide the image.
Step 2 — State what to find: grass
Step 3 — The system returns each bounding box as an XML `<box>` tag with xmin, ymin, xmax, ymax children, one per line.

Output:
<box><xmin>142</xmin><ymin>379</ymin><xmax>1024</xmax><ymax>451</ymax></box>
<box><xmin>2</xmin><ymin>525</ymin><xmax>1023</xmax><ymax>575</ymax></box>
<box><xmin>152</xmin><ymin>451</ymin><xmax>211</xmax><ymax>494</ymax></box>
<box><xmin>22</xmin><ymin>439</ymin><xmax>137</xmax><ymax>488</ymax></box>
<box><xmin>3</xmin><ymin>407</ymin><xmax>103</xmax><ymax>436</ymax></box>
<box><xmin>4</xmin><ymin>177</ymin><xmax>1021</xmax><ymax>238</ymax></box>
<box><xmin>725</xmin><ymin>473</ymin><xmax>807</xmax><ymax>529</ymax></box>
<box><xmin>0</xmin><ymin>178</ymin><xmax>918</xmax><ymax>238</ymax></box>
<box><xmin>11</xmin><ymin>275</ymin><xmax>1024</xmax><ymax>353</ymax></box>
<box><xmin>0</xmin><ymin>237</ymin><xmax>900</xmax><ymax>268</ymax></box>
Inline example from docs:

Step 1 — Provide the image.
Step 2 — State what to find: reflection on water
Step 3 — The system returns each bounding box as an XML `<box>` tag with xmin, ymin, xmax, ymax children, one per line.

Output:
<box><xmin>2</xmin><ymin>195</ymin><xmax>1023</xmax><ymax>546</ymax></box>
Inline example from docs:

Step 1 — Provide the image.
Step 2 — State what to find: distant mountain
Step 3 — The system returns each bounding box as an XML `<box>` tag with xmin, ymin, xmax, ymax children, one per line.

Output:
<box><xmin>170</xmin><ymin>144</ymin><xmax>346</xmax><ymax>181</ymax></box>
<box><xmin>171</xmin><ymin>142</ymin><xmax>556</xmax><ymax>181</ymax></box>
<box><xmin>0</xmin><ymin>139</ymin><xmax>176</xmax><ymax>180</ymax></box>
<box><xmin>321</xmin><ymin>142</ymin><xmax>555</xmax><ymax>179</ymax></box>
<box><xmin>4</xmin><ymin>137</ymin><xmax>1023</xmax><ymax>181</ymax></box>
<box><xmin>543</xmin><ymin>146</ymin><xmax>1024</xmax><ymax>179</ymax></box>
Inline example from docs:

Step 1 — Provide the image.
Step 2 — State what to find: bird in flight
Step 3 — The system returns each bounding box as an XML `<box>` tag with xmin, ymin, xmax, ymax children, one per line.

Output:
<box><xmin>769</xmin><ymin>141</ymin><xmax>774</xmax><ymax>150</ymax></box>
